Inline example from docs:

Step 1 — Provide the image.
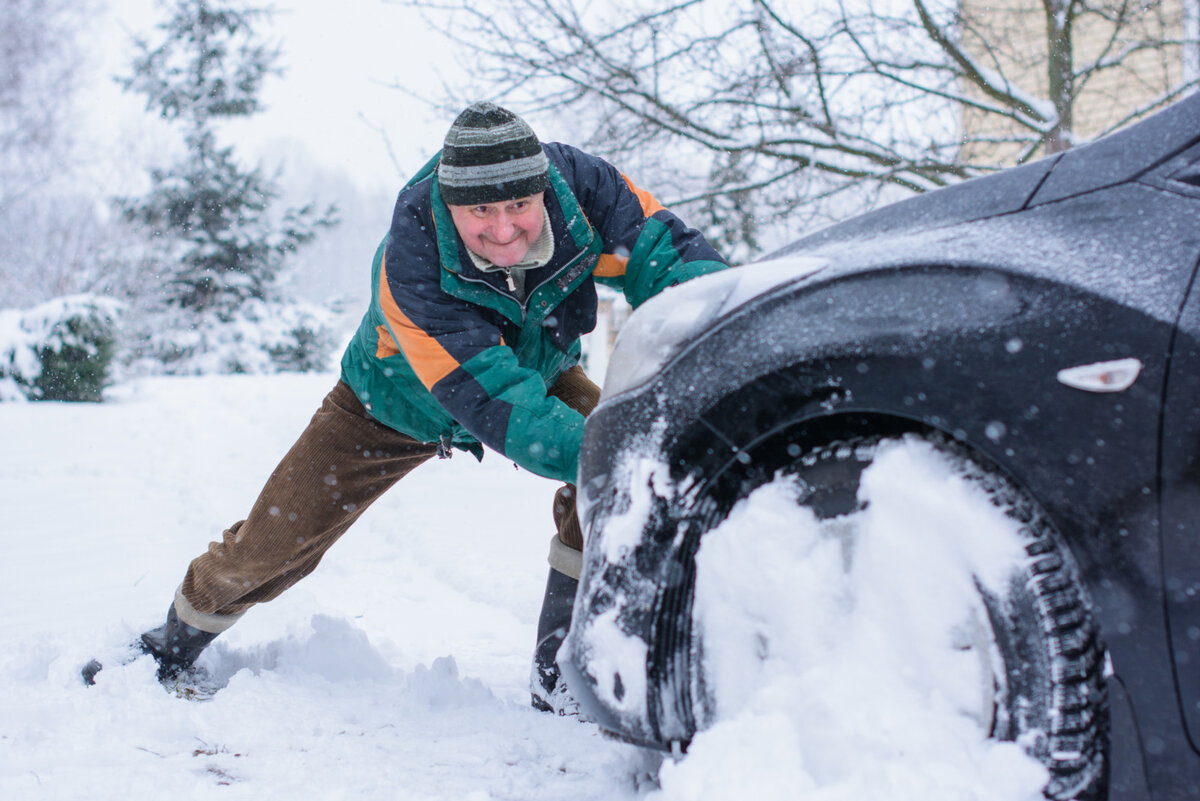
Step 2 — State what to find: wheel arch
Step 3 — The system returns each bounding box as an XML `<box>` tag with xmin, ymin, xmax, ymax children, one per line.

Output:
<box><xmin>650</xmin><ymin>412</ymin><xmax>1113</xmax><ymax>798</ymax></box>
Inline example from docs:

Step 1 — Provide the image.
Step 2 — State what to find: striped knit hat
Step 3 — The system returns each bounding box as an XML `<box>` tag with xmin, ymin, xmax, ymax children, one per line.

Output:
<box><xmin>438</xmin><ymin>102</ymin><xmax>550</xmax><ymax>205</ymax></box>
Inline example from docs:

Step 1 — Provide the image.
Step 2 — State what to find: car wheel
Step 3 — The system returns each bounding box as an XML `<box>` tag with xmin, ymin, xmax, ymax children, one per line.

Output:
<box><xmin>684</xmin><ymin>435</ymin><xmax>1108</xmax><ymax>801</ymax></box>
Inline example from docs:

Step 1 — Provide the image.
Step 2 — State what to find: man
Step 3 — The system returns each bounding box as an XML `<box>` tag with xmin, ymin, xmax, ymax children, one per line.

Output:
<box><xmin>85</xmin><ymin>102</ymin><xmax>728</xmax><ymax>712</ymax></box>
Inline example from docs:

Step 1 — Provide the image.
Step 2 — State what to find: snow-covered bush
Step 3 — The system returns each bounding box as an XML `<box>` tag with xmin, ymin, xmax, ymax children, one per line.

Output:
<box><xmin>122</xmin><ymin>297</ymin><xmax>339</xmax><ymax>377</ymax></box>
<box><xmin>0</xmin><ymin>294</ymin><xmax>123</xmax><ymax>402</ymax></box>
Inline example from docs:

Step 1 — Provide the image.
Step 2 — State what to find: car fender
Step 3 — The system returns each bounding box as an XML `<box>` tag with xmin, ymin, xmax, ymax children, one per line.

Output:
<box><xmin>575</xmin><ymin>259</ymin><xmax>1180</xmax><ymax>761</ymax></box>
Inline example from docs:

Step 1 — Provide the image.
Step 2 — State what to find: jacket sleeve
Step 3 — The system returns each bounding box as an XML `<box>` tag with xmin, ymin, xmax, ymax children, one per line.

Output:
<box><xmin>378</xmin><ymin>204</ymin><xmax>585</xmax><ymax>483</ymax></box>
<box><xmin>547</xmin><ymin>143</ymin><xmax>729</xmax><ymax>307</ymax></box>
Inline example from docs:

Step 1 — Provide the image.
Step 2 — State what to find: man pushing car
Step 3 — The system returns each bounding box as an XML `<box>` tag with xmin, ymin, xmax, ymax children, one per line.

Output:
<box><xmin>85</xmin><ymin>101</ymin><xmax>728</xmax><ymax>712</ymax></box>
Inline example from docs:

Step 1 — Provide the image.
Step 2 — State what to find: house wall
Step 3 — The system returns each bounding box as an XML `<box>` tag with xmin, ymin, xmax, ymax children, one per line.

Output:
<box><xmin>958</xmin><ymin>0</ymin><xmax>1196</xmax><ymax>165</ymax></box>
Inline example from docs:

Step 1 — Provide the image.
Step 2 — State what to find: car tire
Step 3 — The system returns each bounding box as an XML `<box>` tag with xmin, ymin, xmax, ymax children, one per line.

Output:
<box><xmin>690</xmin><ymin>435</ymin><xmax>1109</xmax><ymax>801</ymax></box>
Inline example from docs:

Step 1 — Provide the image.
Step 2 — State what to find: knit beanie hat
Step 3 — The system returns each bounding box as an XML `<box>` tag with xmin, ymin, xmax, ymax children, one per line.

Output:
<box><xmin>438</xmin><ymin>102</ymin><xmax>551</xmax><ymax>205</ymax></box>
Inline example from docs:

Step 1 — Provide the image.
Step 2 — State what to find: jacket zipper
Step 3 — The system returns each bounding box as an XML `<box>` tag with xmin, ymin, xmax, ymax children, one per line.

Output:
<box><xmin>451</xmin><ymin>246</ymin><xmax>593</xmax><ymax>319</ymax></box>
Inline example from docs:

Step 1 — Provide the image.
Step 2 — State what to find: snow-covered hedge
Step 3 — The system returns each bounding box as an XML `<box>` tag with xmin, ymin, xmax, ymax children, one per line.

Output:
<box><xmin>0</xmin><ymin>293</ymin><xmax>342</xmax><ymax>398</ymax></box>
<box><xmin>123</xmin><ymin>298</ymin><xmax>340</xmax><ymax>377</ymax></box>
<box><xmin>0</xmin><ymin>295</ymin><xmax>123</xmax><ymax>402</ymax></box>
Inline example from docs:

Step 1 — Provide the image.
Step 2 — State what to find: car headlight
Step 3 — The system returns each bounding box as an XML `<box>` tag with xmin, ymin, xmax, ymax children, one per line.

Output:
<box><xmin>601</xmin><ymin>257</ymin><xmax>828</xmax><ymax>399</ymax></box>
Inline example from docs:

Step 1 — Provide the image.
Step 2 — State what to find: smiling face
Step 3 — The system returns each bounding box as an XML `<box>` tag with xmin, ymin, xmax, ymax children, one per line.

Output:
<box><xmin>446</xmin><ymin>193</ymin><xmax>546</xmax><ymax>268</ymax></box>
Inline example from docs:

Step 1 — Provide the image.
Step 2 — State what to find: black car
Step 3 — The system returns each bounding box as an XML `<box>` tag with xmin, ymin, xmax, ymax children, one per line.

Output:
<box><xmin>562</xmin><ymin>94</ymin><xmax>1200</xmax><ymax>800</ymax></box>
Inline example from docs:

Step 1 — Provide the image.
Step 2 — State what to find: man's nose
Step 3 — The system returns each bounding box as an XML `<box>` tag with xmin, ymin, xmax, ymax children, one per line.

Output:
<box><xmin>492</xmin><ymin>213</ymin><xmax>519</xmax><ymax>235</ymax></box>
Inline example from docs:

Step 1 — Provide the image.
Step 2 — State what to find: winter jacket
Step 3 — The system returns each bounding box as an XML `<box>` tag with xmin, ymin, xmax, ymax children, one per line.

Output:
<box><xmin>339</xmin><ymin>142</ymin><xmax>728</xmax><ymax>484</ymax></box>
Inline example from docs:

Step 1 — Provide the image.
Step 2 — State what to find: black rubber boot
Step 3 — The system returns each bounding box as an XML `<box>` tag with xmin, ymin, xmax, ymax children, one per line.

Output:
<box><xmin>140</xmin><ymin>605</ymin><xmax>219</xmax><ymax>682</ymax></box>
<box><xmin>81</xmin><ymin>604</ymin><xmax>220</xmax><ymax>689</ymax></box>
<box><xmin>530</xmin><ymin>566</ymin><xmax>579</xmax><ymax>714</ymax></box>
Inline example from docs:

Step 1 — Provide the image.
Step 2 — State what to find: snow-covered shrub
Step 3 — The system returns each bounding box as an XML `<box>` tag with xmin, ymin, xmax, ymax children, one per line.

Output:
<box><xmin>0</xmin><ymin>295</ymin><xmax>123</xmax><ymax>402</ymax></box>
<box><xmin>264</xmin><ymin>301</ymin><xmax>342</xmax><ymax>373</ymax></box>
<box><xmin>123</xmin><ymin>297</ymin><xmax>339</xmax><ymax>376</ymax></box>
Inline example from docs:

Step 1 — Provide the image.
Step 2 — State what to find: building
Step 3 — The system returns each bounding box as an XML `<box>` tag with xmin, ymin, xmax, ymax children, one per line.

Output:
<box><xmin>959</xmin><ymin>0</ymin><xmax>1200</xmax><ymax>166</ymax></box>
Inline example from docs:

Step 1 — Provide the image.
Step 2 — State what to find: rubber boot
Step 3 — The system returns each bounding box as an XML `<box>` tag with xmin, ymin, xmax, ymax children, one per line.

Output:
<box><xmin>530</xmin><ymin>566</ymin><xmax>580</xmax><ymax>715</ymax></box>
<box><xmin>140</xmin><ymin>604</ymin><xmax>219</xmax><ymax>682</ymax></box>
<box><xmin>81</xmin><ymin>604</ymin><xmax>219</xmax><ymax>688</ymax></box>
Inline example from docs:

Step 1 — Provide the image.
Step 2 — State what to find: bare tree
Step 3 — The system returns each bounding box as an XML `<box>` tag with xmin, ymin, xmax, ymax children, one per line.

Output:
<box><xmin>0</xmin><ymin>0</ymin><xmax>103</xmax><ymax>307</ymax></box>
<box><xmin>395</xmin><ymin>0</ymin><xmax>1200</xmax><ymax>257</ymax></box>
<box><xmin>0</xmin><ymin>0</ymin><xmax>84</xmax><ymax>201</ymax></box>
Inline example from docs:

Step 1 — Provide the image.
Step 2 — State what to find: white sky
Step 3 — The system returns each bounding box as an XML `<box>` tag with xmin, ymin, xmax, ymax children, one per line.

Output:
<box><xmin>92</xmin><ymin>0</ymin><xmax>464</xmax><ymax>196</ymax></box>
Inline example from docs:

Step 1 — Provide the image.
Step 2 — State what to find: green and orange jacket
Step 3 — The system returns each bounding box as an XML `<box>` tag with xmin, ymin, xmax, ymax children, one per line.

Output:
<box><xmin>339</xmin><ymin>142</ymin><xmax>728</xmax><ymax>483</ymax></box>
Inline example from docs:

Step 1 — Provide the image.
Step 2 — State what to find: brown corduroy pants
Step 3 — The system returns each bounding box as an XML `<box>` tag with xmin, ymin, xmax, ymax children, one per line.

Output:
<box><xmin>176</xmin><ymin>366</ymin><xmax>600</xmax><ymax>632</ymax></box>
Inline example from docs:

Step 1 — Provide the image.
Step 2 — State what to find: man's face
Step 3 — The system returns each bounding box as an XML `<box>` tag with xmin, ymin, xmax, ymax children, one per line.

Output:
<box><xmin>446</xmin><ymin>193</ymin><xmax>546</xmax><ymax>268</ymax></box>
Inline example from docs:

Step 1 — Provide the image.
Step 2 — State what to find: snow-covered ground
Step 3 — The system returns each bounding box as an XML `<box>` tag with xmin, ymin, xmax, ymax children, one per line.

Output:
<box><xmin>0</xmin><ymin>373</ymin><xmax>1046</xmax><ymax>800</ymax></box>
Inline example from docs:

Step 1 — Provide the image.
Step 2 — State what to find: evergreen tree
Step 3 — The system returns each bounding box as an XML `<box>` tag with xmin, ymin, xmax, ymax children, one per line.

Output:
<box><xmin>118</xmin><ymin>0</ymin><xmax>339</xmax><ymax>373</ymax></box>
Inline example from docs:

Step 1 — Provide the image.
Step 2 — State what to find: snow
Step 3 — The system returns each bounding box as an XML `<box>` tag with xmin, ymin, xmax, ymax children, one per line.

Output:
<box><xmin>683</xmin><ymin>439</ymin><xmax>1046</xmax><ymax>800</ymax></box>
<box><xmin>0</xmin><ymin>373</ymin><xmax>649</xmax><ymax>800</ymax></box>
<box><xmin>1</xmin><ymin>374</ymin><xmax>1045</xmax><ymax>799</ymax></box>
